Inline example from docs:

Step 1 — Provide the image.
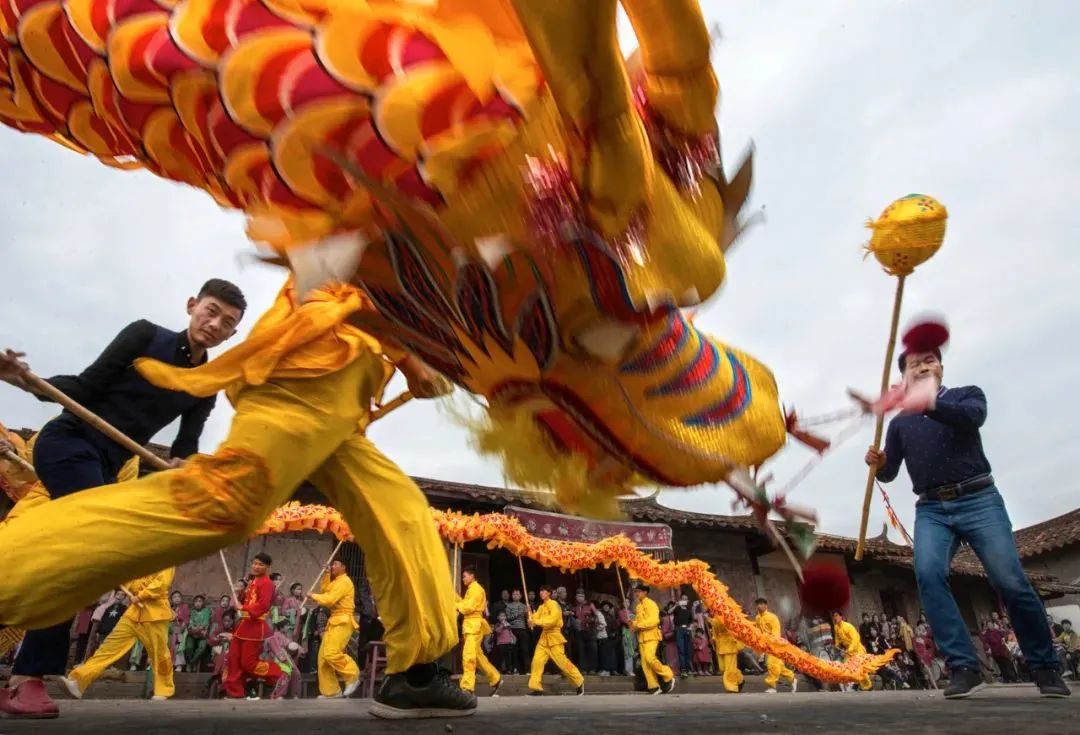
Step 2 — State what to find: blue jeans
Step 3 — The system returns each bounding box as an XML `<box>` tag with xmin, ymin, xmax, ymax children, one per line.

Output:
<box><xmin>676</xmin><ymin>627</ymin><xmax>693</xmax><ymax>672</ymax></box>
<box><xmin>914</xmin><ymin>488</ymin><xmax>1057</xmax><ymax>673</ymax></box>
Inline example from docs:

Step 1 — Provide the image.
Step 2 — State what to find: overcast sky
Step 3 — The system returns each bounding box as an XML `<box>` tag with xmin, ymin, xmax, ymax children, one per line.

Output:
<box><xmin>2</xmin><ymin>1</ymin><xmax>1077</xmax><ymax>539</ymax></box>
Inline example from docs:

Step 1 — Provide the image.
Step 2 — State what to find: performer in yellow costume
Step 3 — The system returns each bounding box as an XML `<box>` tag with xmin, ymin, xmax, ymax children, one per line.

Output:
<box><xmin>754</xmin><ymin>598</ymin><xmax>797</xmax><ymax>693</ymax></box>
<box><xmin>527</xmin><ymin>585</ymin><xmax>584</xmax><ymax>696</ymax></box>
<box><xmin>61</xmin><ymin>568</ymin><xmax>176</xmax><ymax>700</ymax></box>
<box><xmin>832</xmin><ymin>611</ymin><xmax>873</xmax><ymax>691</ymax></box>
<box><xmin>455</xmin><ymin>567</ymin><xmax>501</xmax><ymax>696</ymax></box>
<box><xmin>0</xmin><ymin>282</ymin><xmax>475</xmax><ymax>719</ymax></box>
<box><xmin>630</xmin><ymin>586</ymin><xmax>675</xmax><ymax>694</ymax></box>
<box><xmin>0</xmin><ymin>425</ymin><xmax>139</xmax><ymax>660</ymax></box>
<box><xmin>309</xmin><ymin>558</ymin><xmax>361</xmax><ymax>699</ymax></box>
<box><xmin>710</xmin><ymin>616</ymin><xmax>744</xmax><ymax>694</ymax></box>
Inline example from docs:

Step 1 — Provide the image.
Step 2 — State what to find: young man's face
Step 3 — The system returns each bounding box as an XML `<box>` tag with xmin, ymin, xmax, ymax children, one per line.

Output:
<box><xmin>832</xmin><ymin>613</ymin><xmax>843</xmax><ymax>625</ymax></box>
<box><xmin>330</xmin><ymin>560</ymin><xmax>346</xmax><ymax>578</ymax></box>
<box><xmin>250</xmin><ymin>558</ymin><xmax>269</xmax><ymax>577</ymax></box>
<box><xmin>540</xmin><ymin>589</ymin><xmax>551</xmax><ymax>601</ymax></box>
<box><xmin>462</xmin><ymin>571</ymin><xmax>475</xmax><ymax>587</ymax></box>
<box><xmin>903</xmin><ymin>351</ymin><xmax>943</xmax><ymax>389</ymax></box>
<box><xmin>186</xmin><ymin>295</ymin><xmax>242</xmax><ymax>350</ymax></box>
<box><xmin>756</xmin><ymin>602</ymin><xmax>767</xmax><ymax>614</ymax></box>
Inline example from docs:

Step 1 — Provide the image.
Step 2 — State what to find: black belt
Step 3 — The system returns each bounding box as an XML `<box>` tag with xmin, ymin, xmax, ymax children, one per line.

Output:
<box><xmin>919</xmin><ymin>474</ymin><xmax>994</xmax><ymax>503</ymax></box>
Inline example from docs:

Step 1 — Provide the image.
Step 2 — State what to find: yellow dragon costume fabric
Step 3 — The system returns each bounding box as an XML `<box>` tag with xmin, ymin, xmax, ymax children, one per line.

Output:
<box><xmin>0</xmin><ymin>0</ymin><xmax>785</xmax><ymax>513</ymax></box>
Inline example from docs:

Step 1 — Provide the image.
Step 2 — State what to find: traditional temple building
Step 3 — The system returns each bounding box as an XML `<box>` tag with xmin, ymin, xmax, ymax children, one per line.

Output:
<box><xmin>8</xmin><ymin>429</ymin><xmax>1079</xmax><ymax>627</ymax></box>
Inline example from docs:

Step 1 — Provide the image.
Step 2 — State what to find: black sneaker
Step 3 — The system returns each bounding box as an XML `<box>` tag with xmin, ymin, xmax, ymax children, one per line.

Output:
<box><xmin>575</xmin><ymin>683</ymin><xmax>585</xmax><ymax>696</ymax></box>
<box><xmin>528</xmin><ymin>690</ymin><xmax>544</xmax><ymax>697</ymax></box>
<box><xmin>660</xmin><ymin>677</ymin><xmax>676</xmax><ymax>694</ymax></box>
<box><xmin>944</xmin><ymin>668</ymin><xmax>985</xmax><ymax>699</ymax></box>
<box><xmin>1033</xmin><ymin>669</ymin><xmax>1071</xmax><ymax>698</ymax></box>
<box><xmin>647</xmin><ymin>687</ymin><xmax>661</xmax><ymax>695</ymax></box>
<box><xmin>491</xmin><ymin>679</ymin><xmax>502</xmax><ymax>697</ymax></box>
<box><xmin>369</xmin><ymin>666</ymin><xmax>477</xmax><ymax>719</ymax></box>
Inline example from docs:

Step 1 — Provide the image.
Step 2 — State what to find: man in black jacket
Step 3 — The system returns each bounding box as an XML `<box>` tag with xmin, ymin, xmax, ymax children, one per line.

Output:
<box><xmin>0</xmin><ymin>278</ymin><xmax>245</xmax><ymax>719</ymax></box>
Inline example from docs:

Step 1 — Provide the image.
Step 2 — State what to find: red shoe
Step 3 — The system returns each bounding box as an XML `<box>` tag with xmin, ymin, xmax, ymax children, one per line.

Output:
<box><xmin>0</xmin><ymin>679</ymin><xmax>60</xmax><ymax>719</ymax></box>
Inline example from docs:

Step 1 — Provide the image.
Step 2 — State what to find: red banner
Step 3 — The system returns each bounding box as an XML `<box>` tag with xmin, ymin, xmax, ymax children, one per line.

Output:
<box><xmin>503</xmin><ymin>505</ymin><xmax>673</xmax><ymax>550</ymax></box>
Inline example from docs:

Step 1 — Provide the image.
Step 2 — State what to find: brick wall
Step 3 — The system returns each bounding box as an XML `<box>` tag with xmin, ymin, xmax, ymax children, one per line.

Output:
<box><xmin>172</xmin><ymin>531</ymin><xmax>338</xmax><ymax>602</ymax></box>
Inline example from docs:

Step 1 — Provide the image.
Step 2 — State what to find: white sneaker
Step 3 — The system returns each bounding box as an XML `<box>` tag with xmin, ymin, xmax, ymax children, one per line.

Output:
<box><xmin>765</xmin><ymin>688</ymin><xmax>777</xmax><ymax>694</ymax></box>
<box><xmin>151</xmin><ymin>696</ymin><xmax>168</xmax><ymax>701</ymax></box>
<box><xmin>342</xmin><ymin>678</ymin><xmax>362</xmax><ymax>698</ymax></box>
<box><xmin>791</xmin><ymin>678</ymin><xmax>799</xmax><ymax>694</ymax></box>
<box><xmin>317</xmin><ymin>694</ymin><xmax>342</xmax><ymax>699</ymax></box>
<box><xmin>60</xmin><ymin>676</ymin><xmax>83</xmax><ymax>700</ymax></box>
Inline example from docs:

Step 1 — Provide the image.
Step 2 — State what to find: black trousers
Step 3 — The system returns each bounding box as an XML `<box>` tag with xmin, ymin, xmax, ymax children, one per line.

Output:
<box><xmin>993</xmin><ymin>654</ymin><xmax>1018</xmax><ymax>682</ymax></box>
<box><xmin>511</xmin><ymin>628</ymin><xmax>531</xmax><ymax>673</ymax></box>
<box><xmin>13</xmin><ymin>424</ymin><xmax>116</xmax><ymax>677</ymax></box>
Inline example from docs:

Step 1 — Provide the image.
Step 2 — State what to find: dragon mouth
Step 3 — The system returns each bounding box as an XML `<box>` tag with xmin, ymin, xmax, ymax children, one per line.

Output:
<box><xmin>490</xmin><ymin>380</ymin><xmax>682</xmax><ymax>487</ymax></box>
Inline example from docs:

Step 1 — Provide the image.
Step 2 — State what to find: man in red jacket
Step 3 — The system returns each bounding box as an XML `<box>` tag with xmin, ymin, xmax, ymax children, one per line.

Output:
<box><xmin>223</xmin><ymin>553</ymin><xmax>282</xmax><ymax>698</ymax></box>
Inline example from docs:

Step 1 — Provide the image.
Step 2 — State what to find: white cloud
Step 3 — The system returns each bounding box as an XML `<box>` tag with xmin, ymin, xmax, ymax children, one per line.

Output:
<box><xmin>2</xmin><ymin>1</ymin><xmax>1078</xmax><ymax>539</ymax></box>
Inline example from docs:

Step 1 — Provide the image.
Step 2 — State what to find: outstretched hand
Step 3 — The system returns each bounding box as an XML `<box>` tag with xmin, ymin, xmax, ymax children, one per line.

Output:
<box><xmin>0</xmin><ymin>349</ymin><xmax>33</xmax><ymax>391</ymax></box>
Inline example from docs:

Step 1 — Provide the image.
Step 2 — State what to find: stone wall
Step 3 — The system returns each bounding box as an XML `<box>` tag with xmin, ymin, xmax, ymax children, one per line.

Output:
<box><xmin>1024</xmin><ymin>546</ymin><xmax>1080</xmax><ymax>607</ymax></box>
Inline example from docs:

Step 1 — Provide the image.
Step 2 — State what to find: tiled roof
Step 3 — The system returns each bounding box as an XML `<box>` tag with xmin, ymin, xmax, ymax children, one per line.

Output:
<box><xmin>1010</xmin><ymin>508</ymin><xmax>1080</xmax><ymax>559</ymax></box>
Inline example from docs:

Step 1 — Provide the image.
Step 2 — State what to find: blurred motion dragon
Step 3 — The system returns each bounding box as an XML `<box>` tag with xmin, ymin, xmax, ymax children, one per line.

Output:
<box><xmin>0</xmin><ymin>0</ymin><xmax>792</xmax><ymax>519</ymax></box>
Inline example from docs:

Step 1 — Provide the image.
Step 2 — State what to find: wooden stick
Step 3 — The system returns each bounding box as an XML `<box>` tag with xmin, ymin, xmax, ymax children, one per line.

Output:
<box><xmin>219</xmin><ymin>550</ymin><xmax>240</xmax><ymax>608</ymax></box>
<box><xmin>292</xmin><ymin>538</ymin><xmax>346</xmax><ymax>641</ymax></box>
<box><xmin>2</xmin><ymin>448</ymin><xmax>34</xmax><ymax>474</ymax></box>
<box><xmin>855</xmin><ymin>275</ymin><xmax>907</xmax><ymax>560</ymax></box>
<box><xmin>119</xmin><ymin>583</ymin><xmax>143</xmax><ymax>609</ymax></box>
<box><xmin>766</xmin><ymin>521</ymin><xmax>804</xmax><ymax>583</ymax></box>
<box><xmin>452</xmin><ymin>544</ymin><xmax>460</xmax><ymax>596</ymax></box>
<box><xmin>518</xmin><ymin>556</ymin><xmax>531</xmax><ymax>614</ymax></box>
<box><xmin>614</xmin><ymin>564</ymin><xmax>626</xmax><ymax>603</ymax></box>
<box><xmin>20</xmin><ymin>372</ymin><xmax>170</xmax><ymax>471</ymax></box>
<box><xmin>370</xmin><ymin>391</ymin><xmax>413</xmax><ymax>422</ymax></box>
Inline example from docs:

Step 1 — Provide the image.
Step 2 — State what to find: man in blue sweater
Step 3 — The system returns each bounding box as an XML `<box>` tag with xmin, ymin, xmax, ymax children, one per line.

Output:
<box><xmin>866</xmin><ymin>344</ymin><xmax>1069</xmax><ymax>699</ymax></box>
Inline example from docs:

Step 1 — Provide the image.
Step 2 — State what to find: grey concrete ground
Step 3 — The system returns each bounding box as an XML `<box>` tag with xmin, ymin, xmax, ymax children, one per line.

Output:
<box><xmin>1</xmin><ymin>686</ymin><xmax>1075</xmax><ymax>735</ymax></box>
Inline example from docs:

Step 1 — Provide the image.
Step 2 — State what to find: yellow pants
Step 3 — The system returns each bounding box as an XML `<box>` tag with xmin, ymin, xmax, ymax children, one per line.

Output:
<box><xmin>764</xmin><ymin>654</ymin><xmax>795</xmax><ymax>688</ymax></box>
<box><xmin>70</xmin><ymin>617</ymin><xmax>174</xmax><ymax>697</ymax></box>
<box><xmin>717</xmin><ymin>652</ymin><xmax>743</xmax><ymax>693</ymax></box>
<box><xmin>528</xmin><ymin>642</ymin><xmax>583</xmax><ymax>692</ymax></box>
<box><xmin>318</xmin><ymin>621</ymin><xmax>360</xmax><ymax>696</ymax></box>
<box><xmin>0</xmin><ymin>355</ymin><xmax>457</xmax><ymax>675</ymax></box>
<box><xmin>460</xmin><ymin>632</ymin><xmax>500</xmax><ymax>692</ymax></box>
<box><xmin>639</xmin><ymin>639</ymin><xmax>674</xmax><ymax>690</ymax></box>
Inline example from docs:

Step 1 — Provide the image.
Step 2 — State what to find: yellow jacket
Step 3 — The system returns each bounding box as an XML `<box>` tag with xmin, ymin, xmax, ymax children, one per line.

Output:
<box><xmin>529</xmin><ymin>598</ymin><xmax>567</xmax><ymax>647</ymax></box>
<box><xmin>123</xmin><ymin>568</ymin><xmax>175</xmax><ymax>623</ymax></box>
<box><xmin>710</xmin><ymin>617</ymin><xmax>740</xmax><ymax>655</ymax></box>
<box><xmin>309</xmin><ymin>572</ymin><xmax>359</xmax><ymax>629</ymax></box>
<box><xmin>632</xmin><ymin>597</ymin><xmax>663</xmax><ymax>644</ymax></box>
<box><xmin>754</xmin><ymin>610</ymin><xmax>782</xmax><ymax>637</ymax></box>
<box><xmin>834</xmin><ymin>620</ymin><xmax>866</xmax><ymax>656</ymax></box>
<box><xmin>456</xmin><ymin>581</ymin><xmax>492</xmax><ymax>636</ymax></box>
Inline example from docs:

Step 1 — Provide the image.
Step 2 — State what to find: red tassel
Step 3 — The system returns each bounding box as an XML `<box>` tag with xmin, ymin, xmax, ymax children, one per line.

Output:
<box><xmin>785</xmin><ymin>409</ymin><xmax>832</xmax><ymax>454</ymax></box>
